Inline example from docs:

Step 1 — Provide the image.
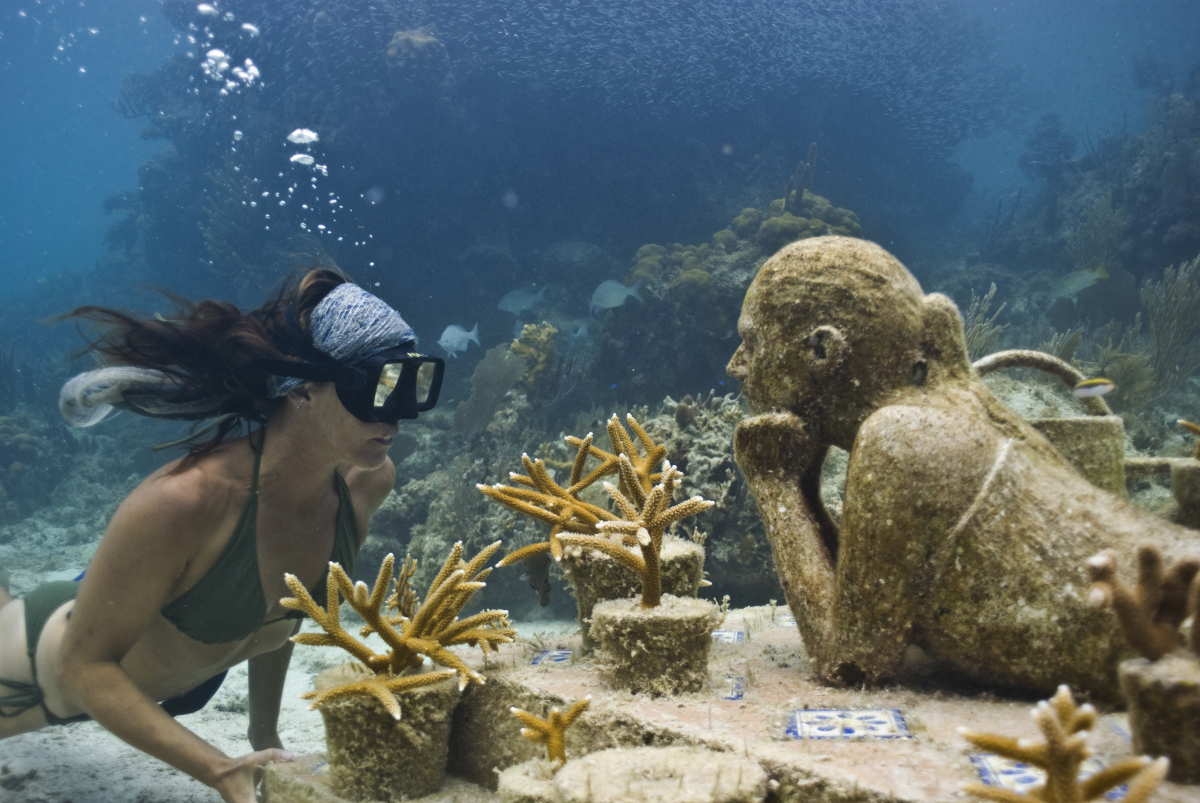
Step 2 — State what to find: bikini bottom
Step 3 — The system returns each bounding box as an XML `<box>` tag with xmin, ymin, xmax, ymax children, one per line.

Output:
<box><xmin>0</xmin><ymin>581</ymin><xmax>226</xmax><ymax>725</ymax></box>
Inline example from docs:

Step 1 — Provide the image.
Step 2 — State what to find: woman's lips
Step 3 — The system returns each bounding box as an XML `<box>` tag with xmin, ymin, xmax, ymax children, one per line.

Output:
<box><xmin>374</xmin><ymin>435</ymin><xmax>394</xmax><ymax>446</ymax></box>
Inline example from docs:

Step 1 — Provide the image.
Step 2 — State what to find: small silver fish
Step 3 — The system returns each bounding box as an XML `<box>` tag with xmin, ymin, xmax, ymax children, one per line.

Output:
<box><xmin>519</xmin><ymin>551</ymin><xmax>553</xmax><ymax>607</ymax></box>
<box><xmin>498</xmin><ymin>286</ymin><xmax>546</xmax><ymax>314</ymax></box>
<box><xmin>589</xmin><ymin>279</ymin><xmax>643</xmax><ymax>314</ymax></box>
<box><xmin>437</xmin><ymin>323</ymin><xmax>479</xmax><ymax>357</ymax></box>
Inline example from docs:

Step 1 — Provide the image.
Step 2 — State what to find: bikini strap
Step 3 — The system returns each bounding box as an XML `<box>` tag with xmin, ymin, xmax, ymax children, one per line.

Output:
<box><xmin>248</xmin><ymin>428</ymin><xmax>265</xmax><ymax>493</ymax></box>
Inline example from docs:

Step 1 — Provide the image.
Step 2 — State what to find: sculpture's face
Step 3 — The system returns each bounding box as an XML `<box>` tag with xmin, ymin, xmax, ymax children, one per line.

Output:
<box><xmin>727</xmin><ymin>283</ymin><xmax>816</xmax><ymax>415</ymax></box>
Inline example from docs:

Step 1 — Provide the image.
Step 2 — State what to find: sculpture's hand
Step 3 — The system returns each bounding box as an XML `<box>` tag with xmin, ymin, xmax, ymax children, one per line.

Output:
<box><xmin>733</xmin><ymin>411</ymin><xmax>822</xmax><ymax>484</ymax></box>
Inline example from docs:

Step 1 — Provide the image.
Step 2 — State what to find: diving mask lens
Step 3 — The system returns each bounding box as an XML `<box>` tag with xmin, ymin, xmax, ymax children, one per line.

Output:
<box><xmin>414</xmin><ymin>360</ymin><xmax>436</xmax><ymax>405</ymax></box>
<box><xmin>375</xmin><ymin>362</ymin><xmax>403</xmax><ymax>408</ymax></box>
<box><xmin>369</xmin><ymin>353</ymin><xmax>444</xmax><ymax>418</ymax></box>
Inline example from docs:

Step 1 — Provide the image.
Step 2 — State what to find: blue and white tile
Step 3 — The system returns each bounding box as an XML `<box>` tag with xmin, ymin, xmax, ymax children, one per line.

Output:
<box><xmin>712</xmin><ymin>630</ymin><xmax>745</xmax><ymax>643</ymax></box>
<box><xmin>530</xmin><ymin>649</ymin><xmax>573</xmax><ymax>665</ymax></box>
<box><xmin>970</xmin><ymin>754</ymin><xmax>1127</xmax><ymax>801</ymax></box>
<box><xmin>786</xmin><ymin>708</ymin><xmax>912</xmax><ymax>740</ymax></box>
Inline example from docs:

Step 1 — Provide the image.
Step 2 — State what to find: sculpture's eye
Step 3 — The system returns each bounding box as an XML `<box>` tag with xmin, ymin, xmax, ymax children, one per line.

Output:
<box><xmin>911</xmin><ymin>359</ymin><xmax>928</xmax><ymax>385</ymax></box>
<box><xmin>809</xmin><ymin>329</ymin><xmax>829</xmax><ymax>360</ymax></box>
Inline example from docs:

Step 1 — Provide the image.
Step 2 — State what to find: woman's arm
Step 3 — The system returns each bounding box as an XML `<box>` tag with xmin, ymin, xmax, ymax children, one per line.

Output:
<box><xmin>247</xmin><ymin>622</ymin><xmax>299</xmax><ymax>750</ymax></box>
<box><xmin>55</xmin><ymin>469</ymin><xmax>288</xmax><ymax>802</ymax></box>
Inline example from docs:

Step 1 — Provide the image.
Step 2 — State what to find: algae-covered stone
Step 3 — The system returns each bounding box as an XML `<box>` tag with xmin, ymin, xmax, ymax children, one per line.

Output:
<box><xmin>1028</xmin><ymin>415</ymin><xmax>1127</xmax><ymax>497</ymax></box>
<box><xmin>554</xmin><ymin>745</ymin><xmax>767</xmax><ymax>803</ymax></box>
<box><xmin>559</xmin><ymin>535</ymin><xmax>705</xmax><ymax>651</ymax></box>
<box><xmin>591</xmin><ymin>594</ymin><xmax>720</xmax><ymax>695</ymax></box>
<box><xmin>314</xmin><ymin>664</ymin><xmax>460</xmax><ymax>801</ymax></box>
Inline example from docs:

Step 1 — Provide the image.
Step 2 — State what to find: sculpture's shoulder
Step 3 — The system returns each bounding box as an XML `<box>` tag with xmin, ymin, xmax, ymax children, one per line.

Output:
<box><xmin>850</xmin><ymin>403</ymin><xmax>1002</xmax><ymax>493</ymax></box>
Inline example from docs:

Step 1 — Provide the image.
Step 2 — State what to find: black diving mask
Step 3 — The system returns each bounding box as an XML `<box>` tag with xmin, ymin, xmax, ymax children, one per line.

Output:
<box><xmin>257</xmin><ymin>332</ymin><xmax>444</xmax><ymax>424</ymax></box>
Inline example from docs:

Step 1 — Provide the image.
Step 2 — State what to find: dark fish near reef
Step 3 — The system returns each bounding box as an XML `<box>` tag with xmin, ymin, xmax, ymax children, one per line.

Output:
<box><xmin>520</xmin><ymin>552</ymin><xmax>553</xmax><ymax>607</ymax></box>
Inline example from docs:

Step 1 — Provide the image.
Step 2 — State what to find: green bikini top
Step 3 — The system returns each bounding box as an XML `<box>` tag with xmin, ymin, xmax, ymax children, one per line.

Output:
<box><xmin>160</xmin><ymin>434</ymin><xmax>360</xmax><ymax>645</ymax></box>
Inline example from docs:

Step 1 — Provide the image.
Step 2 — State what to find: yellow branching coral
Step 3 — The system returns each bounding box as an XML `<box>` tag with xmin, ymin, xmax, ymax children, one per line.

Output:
<box><xmin>511</xmin><ymin>696</ymin><xmax>591</xmax><ymax>764</ymax></box>
<box><xmin>479</xmin><ymin>413</ymin><xmax>712</xmax><ymax>607</ymax></box>
<box><xmin>281</xmin><ymin>541</ymin><xmax>516</xmax><ymax>719</ymax></box>
<box><xmin>1087</xmin><ymin>542</ymin><xmax>1200</xmax><ymax>660</ymax></box>
<box><xmin>959</xmin><ymin>685</ymin><xmax>1168</xmax><ymax>803</ymax></box>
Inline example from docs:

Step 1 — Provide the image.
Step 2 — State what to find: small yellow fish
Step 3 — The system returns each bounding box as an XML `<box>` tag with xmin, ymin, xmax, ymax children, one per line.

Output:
<box><xmin>1052</xmin><ymin>262</ymin><xmax>1109</xmax><ymax>298</ymax></box>
<box><xmin>1180</xmin><ymin>419</ymin><xmax>1200</xmax><ymax>459</ymax></box>
<box><xmin>1072</xmin><ymin>377</ymin><xmax>1115</xmax><ymax>398</ymax></box>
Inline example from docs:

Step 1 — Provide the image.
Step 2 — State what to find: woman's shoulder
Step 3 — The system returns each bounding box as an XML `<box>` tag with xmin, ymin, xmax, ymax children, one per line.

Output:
<box><xmin>117</xmin><ymin>444</ymin><xmax>249</xmax><ymax>540</ymax></box>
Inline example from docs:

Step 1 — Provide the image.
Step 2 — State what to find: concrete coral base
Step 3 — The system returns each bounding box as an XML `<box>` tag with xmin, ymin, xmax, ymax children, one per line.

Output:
<box><xmin>559</xmin><ymin>535</ymin><xmax>705</xmax><ymax>651</ymax></box>
<box><xmin>497</xmin><ymin>759</ymin><xmax>560</xmax><ymax>803</ymax></box>
<box><xmin>262</xmin><ymin>755</ymin><xmax>500</xmax><ymax>803</ymax></box>
<box><xmin>315</xmin><ymin>664</ymin><xmax>461</xmax><ymax>801</ymax></box>
<box><xmin>271</xmin><ymin>606</ymin><xmax>1200</xmax><ymax>803</ymax></box>
<box><xmin>591</xmin><ymin>594</ymin><xmax>721</xmax><ymax>695</ymax></box>
<box><xmin>497</xmin><ymin>747</ymin><xmax>767</xmax><ymax>803</ymax></box>
<box><xmin>1120</xmin><ymin>653</ymin><xmax>1200</xmax><ymax>783</ymax></box>
<box><xmin>555</xmin><ymin>746</ymin><xmax>767</xmax><ymax>803</ymax></box>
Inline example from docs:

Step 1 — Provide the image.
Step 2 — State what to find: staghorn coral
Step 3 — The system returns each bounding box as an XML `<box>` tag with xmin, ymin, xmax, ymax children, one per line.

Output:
<box><xmin>479</xmin><ymin>413</ymin><xmax>713</xmax><ymax>607</ymax></box>
<box><xmin>510</xmin><ymin>697</ymin><xmax>591</xmax><ymax>765</ymax></box>
<box><xmin>281</xmin><ymin>542</ymin><xmax>516</xmax><ymax>719</ymax></box>
<box><xmin>1086</xmin><ymin>542</ymin><xmax>1200</xmax><ymax>660</ymax></box>
<box><xmin>959</xmin><ymin>685</ymin><xmax>1168</xmax><ymax>803</ymax></box>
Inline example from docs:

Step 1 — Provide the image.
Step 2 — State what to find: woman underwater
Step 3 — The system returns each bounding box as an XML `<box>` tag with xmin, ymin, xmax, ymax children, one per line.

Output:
<box><xmin>0</xmin><ymin>269</ymin><xmax>444</xmax><ymax>803</ymax></box>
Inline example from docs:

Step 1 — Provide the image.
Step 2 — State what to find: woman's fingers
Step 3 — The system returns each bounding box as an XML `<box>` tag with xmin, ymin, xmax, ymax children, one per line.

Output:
<box><xmin>245</xmin><ymin>747</ymin><xmax>293</xmax><ymax>767</ymax></box>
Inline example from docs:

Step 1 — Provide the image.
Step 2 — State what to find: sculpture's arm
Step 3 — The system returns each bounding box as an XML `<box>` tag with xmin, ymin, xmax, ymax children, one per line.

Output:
<box><xmin>733</xmin><ymin>412</ymin><xmax>838</xmax><ymax>661</ymax></box>
<box><xmin>829</xmin><ymin>405</ymin><xmax>993</xmax><ymax>684</ymax></box>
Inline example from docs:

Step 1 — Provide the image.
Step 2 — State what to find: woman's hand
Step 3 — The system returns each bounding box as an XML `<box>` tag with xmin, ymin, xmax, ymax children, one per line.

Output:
<box><xmin>212</xmin><ymin>748</ymin><xmax>293</xmax><ymax>803</ymax></box>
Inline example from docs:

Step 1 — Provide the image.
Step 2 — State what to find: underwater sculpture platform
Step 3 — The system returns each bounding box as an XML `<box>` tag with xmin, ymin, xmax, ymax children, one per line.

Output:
<box><xmin>264</xmin><ymin>605</ymin><xmax>1200</xmax><ymax>803</ymax></box>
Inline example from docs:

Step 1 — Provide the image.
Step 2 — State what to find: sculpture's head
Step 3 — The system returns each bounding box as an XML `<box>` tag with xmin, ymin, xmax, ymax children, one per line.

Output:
<box><xmin>727</xmin><ymin>236</ymin><xmax>970</xmax><ymax>447</ymax></box>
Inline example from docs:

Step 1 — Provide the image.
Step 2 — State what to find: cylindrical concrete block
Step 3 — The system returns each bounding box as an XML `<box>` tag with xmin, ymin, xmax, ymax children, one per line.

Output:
<box><xmin>1119</xmin><ymin>653</ymin><xmax>1200</xmax><ymax>784</ymax></box>
<box><xmin>1170</xmin><ymin>459</ymin><xmax>1200</xmax><ymax>529</ymax></box>
<box><xmin>591</xmin><ymin>594</ymin><xmax>720</xmax><ymax>695</ymax></box>
<box><xmin>559</xmin><ymin>535</ymin><xmax>705</xmax><ymax>651</ymax></box>
<box><xmin>314</xmin><ymin>664</ymin><xmax>461</xmax><ymax>801</ymax></box>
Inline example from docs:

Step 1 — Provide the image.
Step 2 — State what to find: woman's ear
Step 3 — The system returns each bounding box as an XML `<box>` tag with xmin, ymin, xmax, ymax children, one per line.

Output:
<box><xmin>920</xmin><ymin>293</ymin><xmax>971</xmax><ymax>379</ymax></box>
<box><xmin>287</xmin><ymin>384</ymin><xmax>314</xmax><ymax>410</ymax></box>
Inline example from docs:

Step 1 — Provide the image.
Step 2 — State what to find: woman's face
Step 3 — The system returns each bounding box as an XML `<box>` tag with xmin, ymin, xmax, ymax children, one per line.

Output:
<box><xmin>300</xmin><ymin>382</ymin><xmax>397</xmax><ymax>469</ymax></box>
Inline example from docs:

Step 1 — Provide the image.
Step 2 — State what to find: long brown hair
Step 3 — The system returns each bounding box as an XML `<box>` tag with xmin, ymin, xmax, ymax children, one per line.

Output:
<box><xmin>63</xmin><ymin>269</ymin><xmax>347</xmax><ymax>459</ymax></box>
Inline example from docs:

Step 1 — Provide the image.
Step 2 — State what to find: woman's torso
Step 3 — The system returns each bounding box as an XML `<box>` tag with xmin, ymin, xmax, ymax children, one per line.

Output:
<box><xmin>37</xmin><ymin>434</ymin><xmax>367</xmax><ymax>715</ymax></box>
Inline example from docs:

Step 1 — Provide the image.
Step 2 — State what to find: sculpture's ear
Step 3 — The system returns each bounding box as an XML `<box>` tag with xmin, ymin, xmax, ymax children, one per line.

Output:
<box><xmin>920</xmin><ymin>293</ymin><xmax>971</xmax><ymax>379</ymax></box>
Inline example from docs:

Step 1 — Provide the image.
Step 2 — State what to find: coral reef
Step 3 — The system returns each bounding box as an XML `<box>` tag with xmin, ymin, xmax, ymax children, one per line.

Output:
<box><xmin>729</xmin><ymin>236</ymin><xmax>1199</xmax><ymax>699</ymax></box>
<box><xmin>959</xmin><ymin>685</ymin><xmax>1167</xmax><ymax>803</ymax></box>
<box><xmin>281</xmin><ymin>543</ymin><xmax>516</xmax><ymax>716</ymax></box>
<box><xmin>511</xmin><ymin>697</ymin><xmax>590</xmax><ymax>765</ymax></box>
<box><xmin>510</xmin><ymin>323</ymin><xmax>559</xmax><ymax>396</ymax></box>
<box><xmin>1140</xmin><ymin>251</ymin><xmax>1200</xmax><ymax>394</ymax></box>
